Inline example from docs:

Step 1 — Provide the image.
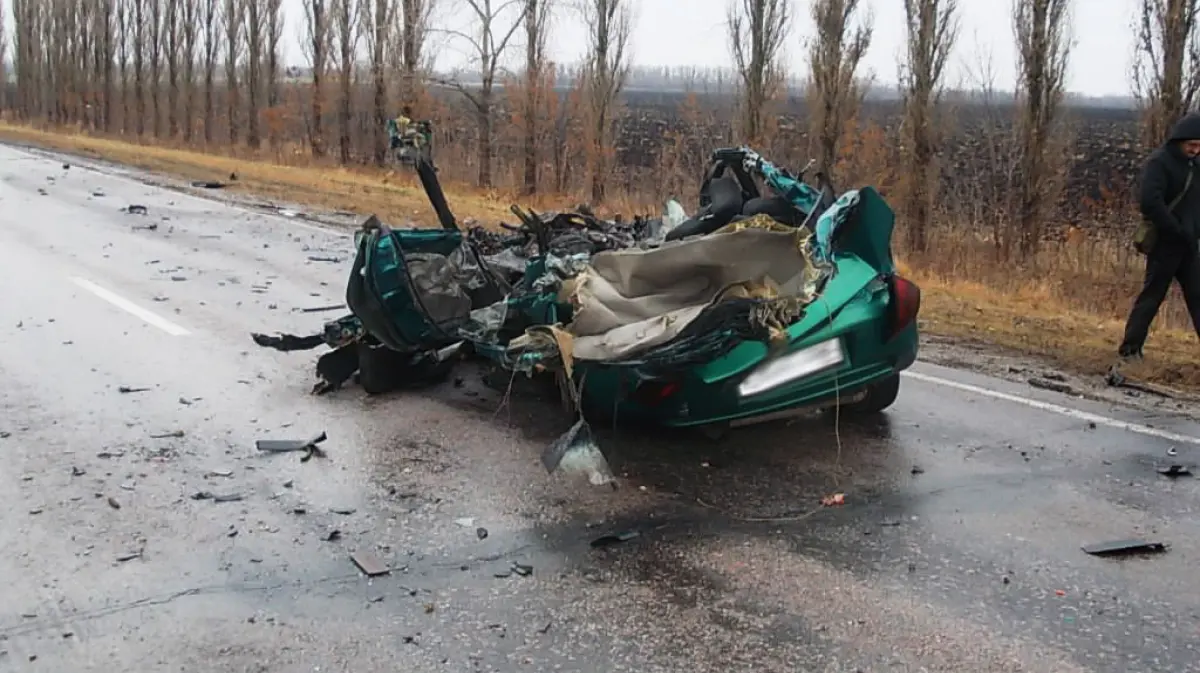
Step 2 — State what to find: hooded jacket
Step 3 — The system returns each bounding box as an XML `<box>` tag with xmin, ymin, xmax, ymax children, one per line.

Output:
<box><xmin>1139</xmin><ymin>113</ymin><xmax>1200</xmax><ymax>247</ymax></box>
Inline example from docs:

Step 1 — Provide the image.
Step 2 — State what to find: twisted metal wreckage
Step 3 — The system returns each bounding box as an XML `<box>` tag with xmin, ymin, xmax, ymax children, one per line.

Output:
<box><xmin>252</xmin><ymin>148</ymin><xmax>922</xmax><ymax>486</ymax></box>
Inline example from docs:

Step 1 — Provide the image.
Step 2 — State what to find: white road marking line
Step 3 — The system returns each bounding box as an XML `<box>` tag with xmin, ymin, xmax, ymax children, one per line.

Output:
<box><xmin>70</xmin><ymin>277</ymin><xmax>190</xmax><ymax>336</ymax></box>
<box><xmin>902</xmin><ymin>370</ymin><xmax>1200</xmax><ymax>445</ymax></box>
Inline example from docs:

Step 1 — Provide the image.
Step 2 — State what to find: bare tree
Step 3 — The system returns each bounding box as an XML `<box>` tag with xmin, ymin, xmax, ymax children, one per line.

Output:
<box><xmin>117</xmin><ymin>0</ymin><xmax>132</xmax><ymax>132</ymax></box>
<box><xmin>520</xmin><ymin>0</ymin><xmax>553</xmax><ymax>194</ymax></box>
<box><xmin>727</xmin><ymin>0</ymin><xmax>790</xmax><ymax>145</ymax></box>
<box><xmin>398</xmin><ymin>0</ymin><xmax>434</xmax><ymax>100</ymax></box>
<box><xmin>1133</xmin><ymin>0</ymin><xmax>1200</xmax><ymax>147</ymax></box>
<box><xmin>1012</xmin><ymin>0</ymin><xmax>1072</xmax><ymax>256</ymax></box>
<box><xmin>807</xmin><ymin>0</ymin><xmax>873</xmax><ymax>176</ymax></box>
<box><xmin>180</xmin><ymin>0</ymin><xmax>200</xmax><ymax>141</ymax></box>
<box><xmin>164</xmin><ymin>0</ymin><xmax>182</xmax><ymax>136</ymax></box>
<box><xmin>265</xmin><ymin>0</ymin><xmax>283</xmax><ymax>109</ymax></box>
<box><xmin>437</xmin><ymin>0</ymin><xmax>523</xmax><ymax>186</ymax></box>
<box><xmin>132</xmin><ymin>0</ymin><xmax>148</xmax><ymax>135</ymax></box>
<box><xmin>332</xmin><ymin>0</ymin><xmax>359</xmax><ymax>163</ymax></box>
<box><xmin>362</xmin><ymin>0</ymin><xmax>397</xmax><ymax>166</ymax></box>
<box><xmin>304</xmin><ymin>0</ymin><xmax>332</xmax><ymax>156</ymax></box>
<box><xmin>898</xmin><ymin>0</ymin><xmax>958</xmax><ymax>254</ymax></box>
<box><xmin>201</xmin><ymin>0</ymin><xmax>221</xmax><ymax>143</ymax></box>
<box><xmin>224</xmin><ymin>0</ymin><xmax>244</xmax><ymax>144</ymax></box>
<box><xmin>0</xmin><ymin>1</ymin><xmax>7</xmax><ymax>112</ymax></box>
<box><xmin>244</xmin><ymin>0</ymin><xmax>269</xmax><ymax>148</ymax></box>
<box><xmin>581</xmin><ymin>0</ymin><xmax>632</xmax><ymax>203</ymax></box>
<box><xmin>147</xmin><ymin>0</ymin><xmax>164</xmax><ymax>136</ymax></box>
<box><xmin>97</xmin><ymin>0</ymin><xmax>118</xmax><ymax>132</ymax></box>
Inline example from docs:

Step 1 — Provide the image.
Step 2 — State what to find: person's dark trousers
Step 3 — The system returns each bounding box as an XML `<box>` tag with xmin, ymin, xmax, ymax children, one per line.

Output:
<box><xmin>1119</xmin><ymin>242</ymin><xmax>1200</xmax><ymax>356</ymax></box>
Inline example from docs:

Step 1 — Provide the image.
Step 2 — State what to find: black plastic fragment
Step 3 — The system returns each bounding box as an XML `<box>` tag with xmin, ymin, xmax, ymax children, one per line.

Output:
<box><xmin>1081</xmin><ymin>539</ymin><xmax>1168</xmax><ymax>557</ymax></box>
<box><xmin>191</xmin><ymin>180</ymin><xmax>226</xmax><ymax>189</ymax></box>
<box><xmin>1157</xmin><ymin>464</ymin><xmax>1193</xmax><ymax>477</ymax></box>
<box><xmin>251</xmin><ymin>332</ymin><xmax>325</xmax><ymax>352</ymax></box>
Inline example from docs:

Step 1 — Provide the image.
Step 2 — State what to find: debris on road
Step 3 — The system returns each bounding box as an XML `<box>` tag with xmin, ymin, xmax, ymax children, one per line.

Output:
<box><xmin>350</xmin><ymin>551</ymin><xmax>391</xmax><ymax>577</ymax></box>
<box><xmin>123</xmin><ymin>204</ymin><xmax>148</xmax><ymax>215</ymax></box>
<box><xmin>71</xmin><ymin>466</ymin><xmax>86</xmax><ymax>477</ymax></box>
<box><xmin>107</xmin><ymin>497</ymin><xmax>121</xmax><ymax>510</ymax></box>
<box><xmin>1028</xmin><ymin>377</ymin><xmax>1075</xmax><ymax>395</ymax></box>
<box><xmin>821</xmin><ymin>493</ymin><xmax>846</xmax><ymax>507</ymax></box>
<box><xmin>541</xmin><ymin>418</ymin><xmax>616</xmax><ymax>488</ymax></box>
<box><xmin>476</xmin><ymin>527</ymin><xmax>489</xmax><ymax>540</ymax></box>
<box><xmin>251</xmin><ymin>332</ymin><xmax>326</xmax><ymax>352</ymax></box>
<box><xmin>511</xmin><ymin>561</ymin><xmax>534</xmax><ymax>577</ymax></box>
<box><xmin>150</xmin><ymin>430</ymin><xmax>185</xmax><ymax>439</ymax></box>
<box><xmin>117</xmin><ymin>385</ymin><xmax>151</xmax><ymax>393</ymax></box>
<box><xmin>590</xmin><ymin>530</ymin><xmax>640</xmax><ymax>548</ymax></box>
<box><xmin>115</xmin><ymin>551</ymin><xmax>142</xmax><ymax>562</ymax></box>
<box><xmin>1081</xmin><ymin>539</ymin><xmax>1168</xmax><ymax>557</ymax></box>
<box><xmin>307</xmin><ymin>255</ymin><xmax>341</xmax><ymax>263</ymax></box>
<box><xmin>255</xmin><ymin>431</ymin><xmax>328</xmax><ymax>462</ymax></box>
<box><xmin>323</xmin><ymin>529</ymin><xmax>342</xmax><ymax>542</ymax></box>
<box><xmin>299</xmin><ymin>304</ymin><xmax>345</xmax><ymax>313</ymax></box>
<box><xmin>191</xmin><ymin>180</ymin><xmax>226</xmax><ymax>189</ymax></box>
<box><xmin>191</xmin><ymin>491</ymin><xmax>243</xmax><ymax>503</ymax></box>
<box><xmin>1157</xmin><ymin>464</ymin><xmax>1193</xmax><ymax>477</ymax></box>
<box><xmin>330</xmin><ymin>507</ymin><xmax>356</xmax><ymax>515</ymax></box>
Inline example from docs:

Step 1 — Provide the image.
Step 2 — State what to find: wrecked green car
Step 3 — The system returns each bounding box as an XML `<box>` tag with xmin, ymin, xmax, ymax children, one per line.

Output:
<box><xmin>253</xmin><ymin>147</ymin><xmax>920</xmax><ymax>479</ymax></box>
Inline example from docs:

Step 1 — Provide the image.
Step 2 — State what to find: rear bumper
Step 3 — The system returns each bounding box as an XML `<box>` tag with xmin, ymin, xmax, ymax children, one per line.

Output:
<box><xmin>585</xmin><ymin>323</ymin><xmax>919</xmax><ymax>428</ymax></box>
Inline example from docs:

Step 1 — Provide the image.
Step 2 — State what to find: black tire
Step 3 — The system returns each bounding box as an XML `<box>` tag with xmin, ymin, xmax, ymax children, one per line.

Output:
<box><xmin>840</xmin><ymin>373</ymin><xmax>901</xmax><ymax>415</ymax></box>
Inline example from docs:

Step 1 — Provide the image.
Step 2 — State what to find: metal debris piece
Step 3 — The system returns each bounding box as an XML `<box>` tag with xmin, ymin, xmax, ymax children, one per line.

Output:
<box><xmin>124</xmin><ymin>205</ymin><xmax>148</xmax><ymax>215</ymax></box>
<box><xmin>330</xmin><ymin>507</ymin><xmax>356</xmax><ymax>515</ymax></box>
<box><xmin>115</xmin><ymin>552</ymin><xmax>141</xmax><ymax>562</ymax></box>
<box><xmin>1081</xmin><ymin>539</ymin><xmax>1168</xmax><ymax>557</ymax></box>
<box><xmin>541</xmin><ymin>418</ymin><xmax>616</xmax><ymax>488</ymax></box>
<box><xmin>350</xmin><ymin>551</ymin><xmax>390</xmax><ymax>577</ymax></box>
<box><xmin>307</xmin><ymin>255</ymin><xmax>341</xmax><ymax>263</ymax></box>
<box><xmin>298</xmin><ymin>304</ymin><xmax>344</xmax><ymax>313</ymax></box>
<box><xmin>191</xmin><ymin>180</ymin><xmax>226</xmax><ymax>189</ymax></box>
<box><xmin>191</xmin><ymin>491</ymin><xmax>242</xmax><ymax>502</ymax></box>
<box><xmin>590</xmin><ymin>530</ymin><xmax>640</xmax><ymax>548</ymax></box>
<box><xmin>510</xmin><ymin>562</ymin><xmax>533</xmax><ymax>577</ymax></box>
<box><xmin>1157</xmin><ymin>464</ymin><xmax>1193</xmax><ymax>477</ymax></box>
<box><xmin>150</xmin><ymin>430</ymin><xmax>185</xmax><ymax>439</ymax></box>
<box><xmin>323</xmin><ymin>529</ymin><xmax>342</xmax><ymax>542</ymax></box>
<box><xmin>255</xmin><ymin>431</ymin><xmax>327</xmax><ymax>454</ymax></box>
<box><xmin>117</xmin><ymin>385</ymin><xmax>151</xmax><ymax>393</ymax></box>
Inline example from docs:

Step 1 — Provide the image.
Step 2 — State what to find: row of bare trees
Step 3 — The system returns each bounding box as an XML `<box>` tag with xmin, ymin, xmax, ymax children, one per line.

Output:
<box><xmin>1</xmin><ymin>0</ymin><xmax>631</xmax><ymax>201</ymax></box>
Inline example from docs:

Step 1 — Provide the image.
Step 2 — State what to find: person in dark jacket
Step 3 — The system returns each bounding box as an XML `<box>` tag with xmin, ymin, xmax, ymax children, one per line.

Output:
<box><xmin>1116</xmin><ymin>112</ymin><xmax>1200</xmax><ymax>363</ymax></box>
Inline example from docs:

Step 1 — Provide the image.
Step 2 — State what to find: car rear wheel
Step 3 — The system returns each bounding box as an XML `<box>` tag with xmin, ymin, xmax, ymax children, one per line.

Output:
<box><xmin>839</xmin><ymin>373</ymin><xmax>900</xmax><ymax>415</ymax></box>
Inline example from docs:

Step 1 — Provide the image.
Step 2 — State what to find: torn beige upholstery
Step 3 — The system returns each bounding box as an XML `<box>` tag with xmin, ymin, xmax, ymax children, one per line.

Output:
<box><xmin>562</xmin><ymin>222</ymin><xmax>813</xmax><ymax>361</ymax></box>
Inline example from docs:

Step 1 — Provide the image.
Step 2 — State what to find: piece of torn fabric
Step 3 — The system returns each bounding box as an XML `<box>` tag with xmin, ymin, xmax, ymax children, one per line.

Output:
<box><xmin>563</xmin><ymin>222</ymin><xmax>819</xmax><ymax>362</ymax></box>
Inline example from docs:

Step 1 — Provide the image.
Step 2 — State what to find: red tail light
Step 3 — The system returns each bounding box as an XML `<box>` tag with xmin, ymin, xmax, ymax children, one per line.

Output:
<box><xmin>886</xmin><ymin>274</ymin><xmax>921</xmax><ymax>341</ymax></box>
<box><xmin>630</xmin><ymin>380</ymin><xmax>681</xmax><ymax>406</ymax></box>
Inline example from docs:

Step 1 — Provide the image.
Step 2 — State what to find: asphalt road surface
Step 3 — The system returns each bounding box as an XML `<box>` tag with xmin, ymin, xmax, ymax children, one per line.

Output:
<box><xmin>1</xmin><ymin>144</ymin><xmax>1199</xmax><ymax>673</ymax></box>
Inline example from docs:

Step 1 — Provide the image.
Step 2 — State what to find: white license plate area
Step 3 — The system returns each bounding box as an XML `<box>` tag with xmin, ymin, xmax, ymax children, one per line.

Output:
<box><xmin>737</xmin><ymin>338</ymin><xmax>846</xmax><ymax>398</ymax></box>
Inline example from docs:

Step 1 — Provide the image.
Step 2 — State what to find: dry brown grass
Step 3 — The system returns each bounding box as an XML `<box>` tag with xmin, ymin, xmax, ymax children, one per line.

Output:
<box><xmin>3</xmin><ymin>121</ymin><xmax>1197</xmax><ymax>391</ymax></box>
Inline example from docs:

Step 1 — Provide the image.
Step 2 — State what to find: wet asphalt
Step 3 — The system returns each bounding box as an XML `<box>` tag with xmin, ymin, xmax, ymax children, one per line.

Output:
<box><xmin>1</xmin><ymin>144</ymin><xmax>1199</xmax><ymax>672</ymax></box>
